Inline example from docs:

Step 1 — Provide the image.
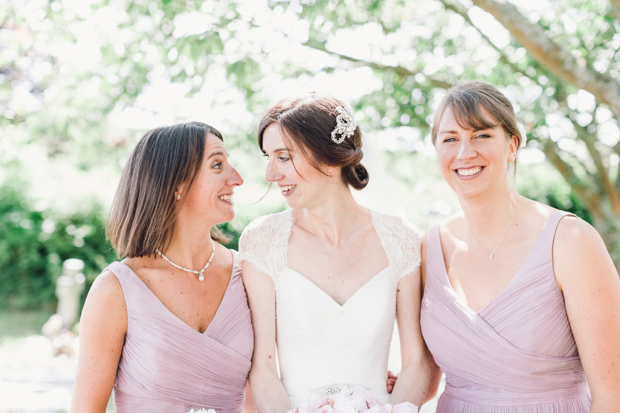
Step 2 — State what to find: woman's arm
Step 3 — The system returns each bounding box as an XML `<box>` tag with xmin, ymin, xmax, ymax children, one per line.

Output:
<box><xmin>419</xmin><ymin>231</ymin><xmax>442</xmax><ymax>403</ymax></box>
<box><xmin>424</xmin><ymin>348</ymin><xmax>442</xmax><ymax>402</ymax></box>
<box><xmin>554</xmin><ymin>217</ymin><xmax>620</xmax><ymax>412</ymax></box>
<box><xmin>242</xmin><ymin>261</ymin><xmax>291</xmax><ymax>413</ymax></box>
<box><xmin>71</xmin><ymin>271</ymin><xmax>127</xmax><ymax>412</ymax></box>
<box><xmin>389</xmin><ymin>266</ymin><xmax>430</xmax><ymax>407</ymax></box>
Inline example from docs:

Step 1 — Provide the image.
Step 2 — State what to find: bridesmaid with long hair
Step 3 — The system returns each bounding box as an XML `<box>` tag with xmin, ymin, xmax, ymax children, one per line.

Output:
<box><xmin>71</xmin><ymin>122</ymin><xmax>253</xmax><ymax>412</ymax></box>
<box><xmin>420</xmin><ymin>81</ymin><xmax>620</xmax><ymax>411</ymax></box>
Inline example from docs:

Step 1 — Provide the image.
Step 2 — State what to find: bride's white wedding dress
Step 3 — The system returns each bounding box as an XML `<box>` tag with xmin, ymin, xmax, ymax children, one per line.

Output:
<box><xmin>239</xmin><ymin>209</ymin><xmax>420</xmax><ymax>408</ymax></box>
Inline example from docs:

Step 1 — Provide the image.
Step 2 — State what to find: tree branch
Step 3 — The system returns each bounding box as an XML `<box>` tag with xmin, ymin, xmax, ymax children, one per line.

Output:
<box><xmin>540</xmin><ymin>138</ymin><xmax>600</xmax><ymax>213</ymax></box>
<box><xmin>301</xmin><ymin>38</ymin><xmax>453</xmax><ymax>89</ymax></box>
<box><xmin>571</xmin><ymin>119</ymin><xmax>620</xmax><ymax>212</ymax></box>
<box><xmin>610</xmin><ymin>0</ymin><xmax>620</xmax><ymax>21</ymax></box>
<box><xmin>440</xmin><ymin>0</ymin><xmax>525</xmax><ymax>77</ymax></box>
<box><xmin>471</xmin><ymin>0</ymin><xmax>620</xmax><ymax>119</ymax></box>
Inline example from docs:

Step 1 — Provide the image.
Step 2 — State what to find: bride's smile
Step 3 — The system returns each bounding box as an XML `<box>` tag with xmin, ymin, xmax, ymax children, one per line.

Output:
<box><xmin>262</xmin><ymin>122</ymin><xmax>340</xmax><ymax>209</ymax></box>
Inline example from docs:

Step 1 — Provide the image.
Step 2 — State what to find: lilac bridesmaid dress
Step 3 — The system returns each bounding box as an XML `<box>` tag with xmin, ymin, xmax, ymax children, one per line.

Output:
<box><xmin>421</xmin><ymin>211</ymin><xmax>591</xmax><ymax>412</ymax></box>
<box><xmin>105</xmin><ymin>251</ymin><xmax>253</xmax><ymax>413</ymax></box>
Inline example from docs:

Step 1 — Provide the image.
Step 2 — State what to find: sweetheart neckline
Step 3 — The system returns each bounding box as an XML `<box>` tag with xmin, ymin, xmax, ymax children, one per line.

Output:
<box><xmin>284</xmin><ymin>266</ymin><xmax>392</xmax><ymax>308</ymax></box>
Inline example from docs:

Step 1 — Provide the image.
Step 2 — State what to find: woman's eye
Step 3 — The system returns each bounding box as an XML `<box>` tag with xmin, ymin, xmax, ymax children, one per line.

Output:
<box><xmin>476</xmin><ymin>134</ymin><xmax>491</xmax><ymax>139</ymax></box>
<box><xmin>278</xmin><ymin>156</ymin><xmax>290</xmax><ymax>162</ymax></box>
<box><xmin>443</xmin><ymin>137</ymin><xmax>456</xmax><ymax>143</ymax></box>
<box><xmin>212</xmin><ymin>162</ymin><xmax>222</xmax><ymax>170</ymax></box>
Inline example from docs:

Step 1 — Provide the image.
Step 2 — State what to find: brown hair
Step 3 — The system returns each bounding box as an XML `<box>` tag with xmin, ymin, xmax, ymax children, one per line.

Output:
<box><xmin>106</xmin><ymin>122</ymin><xmax>229</xmax><ymax>258</ymax></box>
<box><xmin>258</xmin><ymin>94</ymin><xmax>369</xmax><ymax>190</ymax></box>
<box><xmin>431</xmin><ymin>81</ymin><xmax>522</xmax><ymax>169</ymax></box>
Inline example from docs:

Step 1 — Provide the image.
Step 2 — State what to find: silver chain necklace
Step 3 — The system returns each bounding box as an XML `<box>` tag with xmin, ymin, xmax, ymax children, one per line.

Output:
<box><xmin>304</xmin><ymin>204</ymin><xmax>361</xmax><ymax>261</ymax></box>
<box><xmin>155</xmin><ymin>238</ymin><xmax>215</xmax><ymax>281</ymax></box>
<box><xmin>467</xmin><ymin>197</ymin><xmax>522</xmax><ymax>261</ymax></box>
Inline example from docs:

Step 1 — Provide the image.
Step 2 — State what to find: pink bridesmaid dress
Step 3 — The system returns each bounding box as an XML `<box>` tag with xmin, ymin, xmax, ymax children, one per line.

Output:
<box><xmin>105</xmin><ymin>251</ymin><xmax>253</xmax><ymax>413</ymax></box>
<box><xmin>421</xmin><ymin>211</ymin><xmax>591</xmax><ymax>412</ymax></box>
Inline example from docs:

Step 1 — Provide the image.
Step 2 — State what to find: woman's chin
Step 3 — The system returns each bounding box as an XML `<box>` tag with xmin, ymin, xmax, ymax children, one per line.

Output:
<box><xmin>452</xmin><ymin>182</ymin><xmax>488</xmax><ymax>200</ymax></box>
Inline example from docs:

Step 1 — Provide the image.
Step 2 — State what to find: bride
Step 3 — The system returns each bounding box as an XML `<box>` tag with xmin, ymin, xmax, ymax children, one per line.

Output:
<box><xmin>239</xmin><ymin>94</ymin><xmax>430</xmax><ymax>412</ymax></box>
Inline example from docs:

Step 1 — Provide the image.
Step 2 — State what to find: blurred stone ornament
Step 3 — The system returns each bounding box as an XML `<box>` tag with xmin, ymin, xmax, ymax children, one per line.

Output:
<box><xmin>42</xmin><ymin>314</ymin><xmax>64</xmax><ymax>337</ymax></box>
<box><xmin>55</xmin><ymin>258</ymin><xmax>86</xmax><ymax>329</ymax></box>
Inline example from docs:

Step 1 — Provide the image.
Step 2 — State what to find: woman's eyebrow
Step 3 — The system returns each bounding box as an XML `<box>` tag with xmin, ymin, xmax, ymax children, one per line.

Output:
<box><xmin>265</xmin><ymin>147</ymin><xmax>290</xmax><ymax>153</ymax></box>
<box><xmin>206</xmin><ymin>151</ymin><xmax>227</xmax><ymax>159</ymax></box>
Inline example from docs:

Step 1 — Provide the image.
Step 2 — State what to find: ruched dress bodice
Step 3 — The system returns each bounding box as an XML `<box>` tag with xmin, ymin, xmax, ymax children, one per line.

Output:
<box><xmin>420</xmin><ymin>211</ymin><xmax>591</xmax><ymax>412</ymax></box>
<box><xmin>107</xmin><ymin>252</ymin><xmax>253</xmax><ymax>413</ymax></box>
<box><xmin>239</xmin><ymin>210</ymin><xmax>421</xmax><ymax>408</ymax></box>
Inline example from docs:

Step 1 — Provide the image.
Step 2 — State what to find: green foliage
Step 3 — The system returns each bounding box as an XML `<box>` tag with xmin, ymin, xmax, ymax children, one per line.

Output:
<box><xmin>3</xmin><ymin>0</ymin><xmax>620</xmax><ymax>266</ymax></box>
<box><xmin>0</xmin><ymin>180</ymin><xmax>245</xmax><ymax>310</ymax></box>
<box><xmin>516</xmin><ymin>163</ymin><xmax>593</xmax><ymax>224</ymax></box>
<box><xmin>0</xmin><ymin>184</ymin><xmax>117</xmax><ymax>310</ymax></box>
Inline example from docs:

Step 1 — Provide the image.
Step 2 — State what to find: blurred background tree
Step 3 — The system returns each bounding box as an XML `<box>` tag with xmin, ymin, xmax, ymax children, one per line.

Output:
<box><xmin>0</xmin><ymin>0</ymin><xmax>617</xmax><ymax>311</ymax></box>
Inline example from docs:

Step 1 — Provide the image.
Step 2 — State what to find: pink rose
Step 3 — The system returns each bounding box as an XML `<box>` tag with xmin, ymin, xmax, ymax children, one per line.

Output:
<box><xmin>392</xmin><ymin>402</ymin><xmax>418</xmax><ymax>413</ymax></box>
<box><xmin>299</xmin><ymin>393</ymin><xmax>330</xmax><ymax>413</ymax></box>
<box><xmin>315</xmin><ymin>404</ymin><xmax>336</xmax><ymax>413</ymax></box>
<box><xmin>381</xmin><ymin>403</ymin><xmax>394</xmax><ymax>413</ymax></box>
<box><xmin>361</xmin><ymin>405</ymin><xmax>382</xmax><ymax>413</ymax></box>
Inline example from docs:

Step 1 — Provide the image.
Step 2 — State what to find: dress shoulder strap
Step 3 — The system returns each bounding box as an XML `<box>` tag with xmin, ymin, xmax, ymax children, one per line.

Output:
<box><xmin>535</xmin><ymin>210</ymin><xmax>577</xmax><ymax>255</ymax></box>
<box><xmin>423</xmin><ymin>224</ymin><xmax>447</xmax><ymax>283</ymax></box>
<box><xmin>104</xmin><ymin>261</ymin><xmax>152</xmax><ymax>313</ymax></box>
<box><xmin>372</xmin><ymin>211</ymin><xmax>421</xmax><ymax>280</ymax></box>
<box><xmin>238</xmin><ymin>210</ymin><xmax>293</xmax><ymax>283</ymax></box>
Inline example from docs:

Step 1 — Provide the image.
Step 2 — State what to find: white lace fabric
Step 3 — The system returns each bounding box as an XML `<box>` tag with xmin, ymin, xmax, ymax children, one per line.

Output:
<box><xmin>238</xmin><ymin>209</ymin><xmax>421</xmax><ymax>408</ymax></box>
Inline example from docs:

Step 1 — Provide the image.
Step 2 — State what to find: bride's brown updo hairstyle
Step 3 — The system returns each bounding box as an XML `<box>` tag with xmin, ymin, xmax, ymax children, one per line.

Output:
<box><xmin>258</xmin><ymin>94</ymin><xmax>369</xmax><ymax>190</ymax></box>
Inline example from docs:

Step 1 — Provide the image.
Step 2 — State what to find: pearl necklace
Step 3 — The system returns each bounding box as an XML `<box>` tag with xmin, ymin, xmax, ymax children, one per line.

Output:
<box><xmin>304</xmin><ymin>204</ymin><xmax>361</xmax><ymax>261</ymax></box>
<box><xmin>467</xmin><ymin>197</ymin><xmax>522</xmax><ymax>261</ymax></box>
<box><xmin>155</xmin><ymin>238</ymin><xmax>215</xmax><ymax>281</ymax></box>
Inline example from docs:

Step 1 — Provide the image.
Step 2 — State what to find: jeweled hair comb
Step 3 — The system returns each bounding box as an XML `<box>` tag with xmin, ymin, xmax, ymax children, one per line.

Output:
<box><xmin>331</xmin><ymin>104</ymin><xmax>357</xmax><ymax>144</ymax></box>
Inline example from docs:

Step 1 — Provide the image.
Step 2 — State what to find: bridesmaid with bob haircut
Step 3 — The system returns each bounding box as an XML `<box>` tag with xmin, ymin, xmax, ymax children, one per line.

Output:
<box><xmin>71</xmin><ymin>122</ymin><xmax>253</xmax><ymax>413</ymax></box>
<box><xmin>420</xmin><ymin>81</ymin><xmax>620</xmax><ymax>411</ymax></box>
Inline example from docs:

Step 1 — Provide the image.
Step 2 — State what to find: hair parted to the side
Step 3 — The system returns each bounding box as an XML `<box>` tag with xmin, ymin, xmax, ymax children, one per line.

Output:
<box><xmin>431</xmin><ymin>81</ymin><xmax>523</xmax><ymax>172</ymax></box>
<box><xmin>106</xmin><ymin>122</ymin><xmax>229</xmax><ymax>258</ymax></box>
<box><xmin>258</xmin><ymin>94</ymin><xmax>369</xmax><ymax>190</ymax></box>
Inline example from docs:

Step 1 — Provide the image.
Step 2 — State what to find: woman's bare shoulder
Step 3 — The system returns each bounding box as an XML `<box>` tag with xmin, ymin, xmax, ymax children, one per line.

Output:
<box><xmin>87</xmin><ymin>268</ymin><xmax>126</xmax><ymax>310</ymax></box>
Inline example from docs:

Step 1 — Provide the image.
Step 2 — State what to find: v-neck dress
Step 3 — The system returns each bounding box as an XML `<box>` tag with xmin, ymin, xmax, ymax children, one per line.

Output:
<box><xmin>238</xmin><ymin>209</ymin><xmax>421</xmax><ymax>408</ymax></box>
<box><xmin>106</xmin><ymin>251</ymin><xmax>253</xmax><ymax>413</ymax></box>
<box><xmin>420</xmin><ymin>211</ymin><xmax>591</xmax><ymax>412</ymax></box>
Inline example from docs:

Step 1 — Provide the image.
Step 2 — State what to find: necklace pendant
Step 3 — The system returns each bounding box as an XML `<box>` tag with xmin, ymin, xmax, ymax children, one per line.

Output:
<box><xmin>324</xmin><ymin>254</ymin><xmax>330</xmax><ymax>261</ymax></box>
<box><xmin>198</xmin><ymin>272</ymin><xmax>204</xmax><ymax>281</ymax></box>
<box><xmin>489</xmin><ymin>253</ymin><xmax>494</xmax><ymax>260</ymax></box>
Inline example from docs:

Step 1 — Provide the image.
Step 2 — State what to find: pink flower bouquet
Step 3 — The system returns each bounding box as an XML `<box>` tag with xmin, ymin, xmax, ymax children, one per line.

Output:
<box><xmin>287</xmin><ymin>385</ymin><xmax>418</xmax><ymax>413</ymax></box>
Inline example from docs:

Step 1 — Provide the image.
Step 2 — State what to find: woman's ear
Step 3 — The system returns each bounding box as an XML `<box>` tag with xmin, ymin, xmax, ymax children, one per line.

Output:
<box><xmin>175</xmin><ymin>182</ymin><xmax>187</xmax><ymax>201</ymax></box>
<box><xmin>324</xmin><ymin>164</ymin><xmax>340</xmax><ymax>177</ymax></box>
<box><xmin>507</xmin><ymin>134</ymin><xmax>519</xmax><ymax>163</ymax></box>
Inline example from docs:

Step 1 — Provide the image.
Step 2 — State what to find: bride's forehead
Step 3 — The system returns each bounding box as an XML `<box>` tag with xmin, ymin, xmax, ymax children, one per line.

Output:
<box><xmin>263</xmin><ymin>124</ymin><xmax>302</xmax><ymax>153</ymax></box>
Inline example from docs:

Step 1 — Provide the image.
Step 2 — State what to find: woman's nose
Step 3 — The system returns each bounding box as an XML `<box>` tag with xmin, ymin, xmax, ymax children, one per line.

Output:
<box><xmin>227</xmin><ymin>166</ymin><xmax>244</xmax><ymax>186</ymax></box>
<box><xmin>265</xmin><ymin>160</ymin><xmax>282</xmax><ymax>183</ymax></box>
<box><xmin>457</xmin><ymin>139</ymin><xmax>477</xmax><ymax>160</ymax></box>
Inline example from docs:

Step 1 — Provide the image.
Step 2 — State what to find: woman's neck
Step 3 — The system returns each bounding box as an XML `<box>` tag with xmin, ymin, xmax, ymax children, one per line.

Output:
<box><xmin>163</xmin><ymin>213</ymin><xmax>216</xmax><ymax>270</ymax></box>
<box><xmin>298</xmin><ymin>184</ymin><xmax>361</xmax><ymax>245</ymax></box>
<box><xmin>458</xmin><ymin>185</ymin><xmax>522</xmax><ymax>240</ymax></box>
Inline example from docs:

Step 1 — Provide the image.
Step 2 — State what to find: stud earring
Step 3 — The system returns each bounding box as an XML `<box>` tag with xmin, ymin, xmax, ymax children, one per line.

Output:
<box><xmin>176</xmin><ymin>194</ymin><xmax>181</xmax><ymax>200</ymax></box>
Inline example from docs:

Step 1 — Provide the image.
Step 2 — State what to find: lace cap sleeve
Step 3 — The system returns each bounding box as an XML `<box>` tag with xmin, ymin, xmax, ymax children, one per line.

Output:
<box><xmin>238</xmin><ymin>210</ymin><xmax>293</xmax><ymax>283</ymax></box>
<box><xmin>372</xmin><ymin>211</ymin><xmax>421</xmax><ymax>280</ymax></box>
